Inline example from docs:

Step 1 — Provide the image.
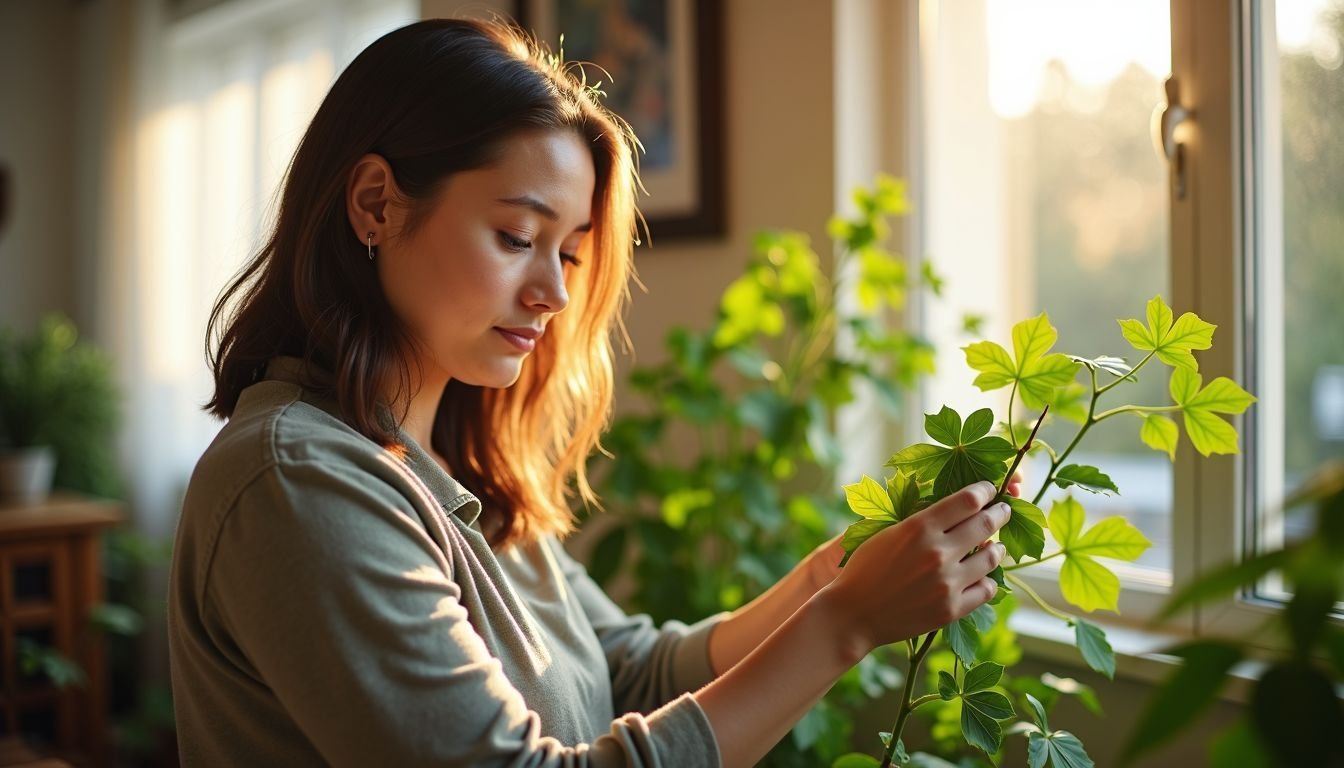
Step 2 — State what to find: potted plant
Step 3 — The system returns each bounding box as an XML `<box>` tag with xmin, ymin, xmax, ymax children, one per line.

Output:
<box><xmin>0</xmin><ymin>314</ymin><xmax>120</xmax><ymax>503</ymax></box>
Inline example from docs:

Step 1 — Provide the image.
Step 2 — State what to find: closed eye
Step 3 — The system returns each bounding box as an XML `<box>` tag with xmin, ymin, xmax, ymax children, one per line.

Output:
<box><xmin>499</xmin><ymin>230</ymin><xmax>582</xmax><ymax>267</ymax></box>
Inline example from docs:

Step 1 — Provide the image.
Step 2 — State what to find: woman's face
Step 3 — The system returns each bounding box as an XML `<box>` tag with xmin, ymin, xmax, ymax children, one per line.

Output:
<box><xmin>378</xmin><ymin>128</ymin><xmax>595</xmax><ymax>388</ymax></box>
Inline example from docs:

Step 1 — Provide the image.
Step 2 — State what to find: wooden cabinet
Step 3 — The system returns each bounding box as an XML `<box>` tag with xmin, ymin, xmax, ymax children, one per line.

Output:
<box><xmin>0</xmin><ymin>495</ymin><xmax>123</xmax><ymax>766</ymax></box>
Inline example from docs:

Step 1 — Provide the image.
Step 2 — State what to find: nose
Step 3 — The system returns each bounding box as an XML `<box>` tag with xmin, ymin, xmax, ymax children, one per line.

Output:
<box><xmin>522</xmin><ymin>250</ymin><xmax>570</xmax><ymax>314</ymax></box>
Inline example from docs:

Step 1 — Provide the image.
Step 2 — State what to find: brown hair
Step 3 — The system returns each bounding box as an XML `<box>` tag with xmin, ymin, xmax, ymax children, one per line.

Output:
<box><xmin>205</xmin><ymin>18</ymin><xmax>638</xmax><ymax>548</ymax></box>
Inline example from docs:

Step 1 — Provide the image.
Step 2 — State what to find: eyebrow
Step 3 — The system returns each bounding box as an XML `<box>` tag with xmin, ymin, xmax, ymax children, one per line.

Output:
<box><xmin>496</xmin><ymin>195</ymin><xmax>592</xmax><ymax>232</ymax></box>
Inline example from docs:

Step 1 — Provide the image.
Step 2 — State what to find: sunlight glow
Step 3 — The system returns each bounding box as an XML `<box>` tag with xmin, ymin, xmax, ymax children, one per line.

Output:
<box><xmin>985</xmin><ymin>0</ymin><xmax>1170</xmax><ymax>119</ymax></box>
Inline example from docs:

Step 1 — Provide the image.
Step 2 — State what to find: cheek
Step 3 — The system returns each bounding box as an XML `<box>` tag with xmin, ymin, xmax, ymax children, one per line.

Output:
<box><xmin>384</xmin><ymin>231</ymin><xmax>507</xmax><ymax>336</ymax></box>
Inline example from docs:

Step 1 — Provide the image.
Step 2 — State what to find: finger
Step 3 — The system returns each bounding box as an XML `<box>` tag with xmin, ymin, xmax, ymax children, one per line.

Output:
<box><xmin>960</xmin><ymin>541</ymin><xmax>1005</xmax><ymax>579</ymax></box>
<box><xmin>959</xmin><ymin>576</ymin><xmax>998</xmax><ymax>614</ymax></box>
<box><xmin>923</xmin><ymin>481</ymin><xmax>998</xmax><ymax>531</ymax></box>
<box><xmin>946</xmin><ymin>501</ymin><xmax>1011</xmax><ymax>551</ymax></box>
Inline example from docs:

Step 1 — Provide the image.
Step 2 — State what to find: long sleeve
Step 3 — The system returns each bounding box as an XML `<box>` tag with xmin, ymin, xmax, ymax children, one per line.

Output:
<box><xmin>545</xmin><ymin>537</ymin><xmax>731</xmax><ymax>715</ymax></box>
<box><xmin>186</xmin><ymin>458</ymin><xmax>721</xmax><ymax>767</ymax></box>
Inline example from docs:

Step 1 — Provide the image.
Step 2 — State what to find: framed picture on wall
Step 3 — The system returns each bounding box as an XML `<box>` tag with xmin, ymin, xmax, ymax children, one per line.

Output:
<box><xmin>516</xmin><ymin>0</ymin><xmax>725</xmax><ymax>241</ymax></box>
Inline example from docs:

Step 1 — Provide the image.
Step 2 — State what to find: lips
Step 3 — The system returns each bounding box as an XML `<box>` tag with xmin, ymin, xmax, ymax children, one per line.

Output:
<box><xmin>495</xmin><ymin>326</ymin><xmax>542</xmax><ymax>352</ymax></box>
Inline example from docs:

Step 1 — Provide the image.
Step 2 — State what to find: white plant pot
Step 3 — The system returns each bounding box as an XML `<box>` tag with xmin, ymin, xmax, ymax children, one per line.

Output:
<box><xmin>0</xmin><ymin>445</ymin><xmax>57</xmax><ymax>504</ymax></box>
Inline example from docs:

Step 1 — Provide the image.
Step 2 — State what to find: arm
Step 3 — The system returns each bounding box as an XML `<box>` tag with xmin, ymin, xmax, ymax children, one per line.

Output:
<box><xmin>203</xmin><ymin>461</ymin><xmax>718</xmax><ymax>768</ymax></box>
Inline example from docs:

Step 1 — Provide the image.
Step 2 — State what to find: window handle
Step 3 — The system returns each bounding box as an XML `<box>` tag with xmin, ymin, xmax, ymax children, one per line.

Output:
<box><xmin>1153</xmin><ymin>76</ymin><xmax>1193</xmax><ymax>200</ymax></box>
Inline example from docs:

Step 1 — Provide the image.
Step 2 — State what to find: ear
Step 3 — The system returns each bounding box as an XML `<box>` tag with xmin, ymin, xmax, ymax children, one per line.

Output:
<box><xmin>346</xmin><ymin>153</ymin><xmax>401</xmax><ymax>247</ymax></box>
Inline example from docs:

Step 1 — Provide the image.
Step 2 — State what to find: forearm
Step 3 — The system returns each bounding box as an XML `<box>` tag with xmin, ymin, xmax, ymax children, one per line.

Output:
<box><xmin>693</xmin><ymin>587</ymin><xmax>863</xmax><ymax>768</ymax></box>
<box><xmin>706</xmin><ymin>560</ymin><xmax>815</xmax><ymax>676</ymax></box>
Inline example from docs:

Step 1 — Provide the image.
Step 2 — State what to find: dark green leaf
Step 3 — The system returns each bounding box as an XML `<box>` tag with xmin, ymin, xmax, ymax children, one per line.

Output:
<box><xmin>839</xmin><ymin>518</ymin><xmax>896</xmax><ymax>567</ymax></box>
<box><xmin>886</xmin><ymin>443</ymin><xmax>953</xmax><ymax>482</ymax></box>
<box><xmin>1025</xmin><ymin>691</ymin><xmax>1050</xmax><ymax>731</ymax></box>
<box><xmin>1284</xmin><ymin>572</ymin><xmax>1338</xmax><ymax>658</ymax></box>
<box><xmin>1001</xmin><ymin>497</ymin><xmax>1047</xmax><ymax>561</ymax></box>
<box><xmin>926</xmin><ymin>406</ymin><xmax>963</xmax><ymax>447</ymax></box>
<box><xmin>1157</xmin><ymin>547</ymin><xmax>1294</xmax><ymax>620</ymax></box>
<box><xmin>944</xmin><ymin>616</ymin><xmax>980</xmax><ymax>667</ymax></box>
<box><xmin>963</xmin><ymin>662</ymin><xmax>1004</xmax><ymax>694</ymax></box>
<box><xmin>1053</xmin><ymin>465</ymin><xmax>1120</xmax><ymax>496</ymax></box>
<box><xmin>932</xmin><ymin>436</ymin><xmax>1016</xmax><ymax>499</ymax></box>
<box><xmin>89</xmin><ymin>603</ymin><xmax>143</xmax><ymax>636</ymax></box>
<box><xmin>938</xmin><ymin>670</ymin><xmax>959</xmax><ymax>700</ymax></box>
<box><xmin>961</xmin><ymin>690</ymin><xmax>1013</xmax><ymax>754</ymax></box>
<box><xmin>1073</xmin><ymin>620</ymin><xmax>1115</xmax><ymax>679</ymax></box>
<box><xmin>1038</xmin><ymin>730</ymin><xmax>1095</xmax><ymax>768</ymax></box>
<box><xmin>968</xmin><ymin>603</ymin><xmax>997</xmax><ymax>633</ymax></box>
<box><xmin>1250</xmin><ymin>661</ymin><xmax>1343</xmax><ymax>768</ymax></box>
<box><xmin>1119</xmin><ymin>641</ymin><xmax>1243</xmax><ymax>765</ymax></box>
<box><xmin>962</xmin><ymin>407</ymin><xmax>995</xmax><ymax>443</ymax></box>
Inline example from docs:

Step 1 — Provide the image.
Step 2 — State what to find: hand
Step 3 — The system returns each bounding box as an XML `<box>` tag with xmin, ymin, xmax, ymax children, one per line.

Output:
<box><xmin>799</xmin><ymin>470</ymin><xmax>1023</xmax><ymax>597</ymax></box>
<box><xmin>817</xmin><ymin>481</ymin><xmax>1009</xmax><ymax>654</ymax></box>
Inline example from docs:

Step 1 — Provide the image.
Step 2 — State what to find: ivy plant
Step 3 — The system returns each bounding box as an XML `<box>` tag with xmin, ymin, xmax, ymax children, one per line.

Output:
<box><xmin>831</xmin><ymin>297</ymin><xmax>1255</xmax><ymax>767</ymax></box>
<box><xmin>589</xmin><ymin>176</ymin><xmax>941</xmax><ymax>766</ymax></box>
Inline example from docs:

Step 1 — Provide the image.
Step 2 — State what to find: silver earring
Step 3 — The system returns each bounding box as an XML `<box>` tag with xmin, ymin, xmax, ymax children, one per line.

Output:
<box><xmin>367</xmin><ymin>232</ymin><xmax>375</xmax><ymax>262</ymax></box>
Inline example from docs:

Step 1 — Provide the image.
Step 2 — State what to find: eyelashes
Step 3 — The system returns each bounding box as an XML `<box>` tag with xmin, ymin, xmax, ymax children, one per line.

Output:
<box><xmin>497</xmin><ymin>231</ymin><xmax>583</xmax><ymax>267</ymax></box>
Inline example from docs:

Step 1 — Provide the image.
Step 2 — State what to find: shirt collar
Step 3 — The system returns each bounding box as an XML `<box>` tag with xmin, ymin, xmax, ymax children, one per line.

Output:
<box><xmin>261</xmin><ymin>355</ymin><xmax>483</xmax><ymax>527</ymax></box>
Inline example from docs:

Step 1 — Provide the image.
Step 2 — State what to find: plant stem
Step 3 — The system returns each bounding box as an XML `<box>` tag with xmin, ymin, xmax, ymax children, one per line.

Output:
<box><xmin>1003</xmin><ymin>550</ymin><xmax>1064</xmax><ymax>571</ymax></box>
<box><xmin>998</xmin><ymin>406</ymin><xmax>1048</xmax><ymax>499</ymax></box>
<box><xmin>1031</xmin><ymin>368</ymin><xmax>1099</xmax><ymax>506</ymax></box>
<box><xmin>1093</xmin><ymin>403</ymin><xmax>1183</xmax><ymax>421</ymax></box>
<box><xmin>1096</xmin><ymin>350</ymin><xmax>1156</xmax><ymax>396</ymax></box>
<box><xmin>1006</xmin><ymin>573</ymin><xmax>1075</xmax><ymax>623</ymax></box>
<box><xmin>1007</xmin><ymin>382</ymin><xmax>1019</xmax><ymax>449</ymax></box>
<box><xmin>880</xmin><ymin>632</ymin><xmax>938</xmax><ymax>768</ymax></box>
<box><xmin>909</xmin><ymin>693</ymin><xmax>943</xmax><ymax>710</ymax></box>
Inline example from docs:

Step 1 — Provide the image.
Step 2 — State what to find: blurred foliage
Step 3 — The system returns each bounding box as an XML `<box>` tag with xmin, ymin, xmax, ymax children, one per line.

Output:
<box><xmin>0</xmin><ymin>313</ymin><xmax>121</xmax><ymax>497</ymax></box>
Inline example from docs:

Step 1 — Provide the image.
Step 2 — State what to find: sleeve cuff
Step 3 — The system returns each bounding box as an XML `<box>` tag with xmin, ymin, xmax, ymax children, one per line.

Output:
<box><xmin>669</xmin><ymin>610</ymin><xmax>731</xmax><ymax>693</ymax></box>
<box><xmin>642</xmin><ymin>691</ymin><xmax>722</xmax><ymax>768</ymax></box>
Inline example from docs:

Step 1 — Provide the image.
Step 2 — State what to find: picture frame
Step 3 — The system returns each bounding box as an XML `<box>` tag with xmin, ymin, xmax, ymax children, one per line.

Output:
<box><xmin>515</xmin><ymin>0</ymin><xmax>725</xmax><ymax>241</ymax></box>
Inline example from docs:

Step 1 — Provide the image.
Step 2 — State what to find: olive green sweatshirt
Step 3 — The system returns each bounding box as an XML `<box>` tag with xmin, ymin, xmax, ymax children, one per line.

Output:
<box><xmin>167</xmin><ymin>356</ymin><xmax>726</xmax><ymax>766</ymax></box>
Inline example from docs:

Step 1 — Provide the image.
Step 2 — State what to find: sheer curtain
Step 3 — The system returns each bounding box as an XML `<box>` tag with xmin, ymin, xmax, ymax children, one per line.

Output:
<box><xmin>110</xmin><ymin>0</ymin><xmax>414</xmax><ymax>538</ymax></box>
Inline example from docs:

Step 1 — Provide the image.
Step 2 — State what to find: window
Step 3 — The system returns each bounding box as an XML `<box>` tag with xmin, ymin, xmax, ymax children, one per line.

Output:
<box><xmin>914</xmin><ymin>0</ymin><xmax>1344</xmax><ymax>636</ymax></box>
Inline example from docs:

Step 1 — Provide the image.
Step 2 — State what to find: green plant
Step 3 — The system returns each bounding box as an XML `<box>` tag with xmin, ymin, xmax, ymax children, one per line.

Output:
<box><xmin>0</xmin><ymin>313</ymin><xmax>121</xmax><ymax>497</ymax></box>
<box><xmin>1120</xmin><ymin>462</ymin><xmax>1344</xmax><ymax>767</ymax></box>
<box><xmin>830</xmin><ymin>297</ymin><xmax>1254</xmax><ymax>767</ymax></box>
<box><xmin>589</xmin><ymin>176</ymin><xmax>940</xmax><ymax>765</ymax></box>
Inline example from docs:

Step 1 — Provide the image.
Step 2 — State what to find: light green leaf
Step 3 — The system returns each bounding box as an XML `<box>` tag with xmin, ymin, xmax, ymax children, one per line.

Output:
<box><xmin>1049</xmin><ymin>381</ymin><xmax>1091</xmax><ymax>424</ymax></box>
<box><xmin>1074</xmin><ymin>620</ymin><xmax>1116</xmax><ymax>679</ymax></box>
<box><xmin>831</xmin><ymin>754</ymin><xmax>882</xmax><ymax>768</ymax></box>
<box><xmin>886</xmin><ymin>470</ymin><xmax>922</xmax><ymax>522</ymax></box>
<box><xmin>964</xmin><ymin>313</ymin><xmax>1081</xmax><ymax>409</ymax></box>
<box><xmin>964</xmin><ymin>662</ymin><xmax>1004</xmax><ymax>693</ymax></box>
<box><xmin>1001</xmin><ymin>497</ymin><xmax>1047</xmax><ymax>561</ymax></box>
<box><xmin>1048</xmin><ymin>497</ymin><xmax>1085</xmax><ymax>549</ymax></box>
<box><xmin>1061</xmin><ymin>555</ymin><xmax>1122</xmax><ymax>613</ymax></box>
<box><xmin>1053</xmin><ymin>465</ymin><xmax>1121</xmax><ymax>496</ymax></box>
<box><xmin>1170</xmin><ymin>368</ymin><xmax>1256</xmax><ymax>456</ymax></box>
<box><xmin>1139</xmin><ymin>413</ymin><xmax>1179</xmax><ymax>460</ymax></box>
<box><xmin>844</xmin><ymin>475</ymin><xmax>897</xmax><ymax>520</ymax></box>
<box><xmin>1072</xmin><ymin>517</ymin><xmax>1152</xmax><ymax>561</ymax></box>
<box><xmin>1117</xmin><ymin>296</ymin><xmax>1215</xmax><ymax>372</ymax></box>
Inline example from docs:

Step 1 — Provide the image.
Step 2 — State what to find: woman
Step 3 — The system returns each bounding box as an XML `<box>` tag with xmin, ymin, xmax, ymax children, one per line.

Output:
<box><xmin>166</xmin><ymin>17</ymin><xmax>1011</xmax><ymax>767</ymax></box>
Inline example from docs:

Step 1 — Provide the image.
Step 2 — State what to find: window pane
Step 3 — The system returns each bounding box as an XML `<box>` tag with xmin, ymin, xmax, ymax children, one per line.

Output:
<box><xmin>921</xmin><ymin>0</ymin><xmax>1172</xmax><ymax>576</ymax></box>
<box><xmin>1250</xmin><ymin>0</ymin><xmax>1344</xmax><ymax>567</ymax></box>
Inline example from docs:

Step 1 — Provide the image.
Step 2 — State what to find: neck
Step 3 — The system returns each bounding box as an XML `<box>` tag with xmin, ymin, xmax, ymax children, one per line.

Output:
<box><xmin>393</xmin><ymin>364</ymin><xmax>450</xmax><ymax>455</ymax></box>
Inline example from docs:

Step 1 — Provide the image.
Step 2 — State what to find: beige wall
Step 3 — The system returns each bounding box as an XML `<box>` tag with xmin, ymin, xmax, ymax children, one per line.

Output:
<box><xmin>0</xmin><ymin>1</ymin><xmax>78</xmax><ymax>333</ymax></box>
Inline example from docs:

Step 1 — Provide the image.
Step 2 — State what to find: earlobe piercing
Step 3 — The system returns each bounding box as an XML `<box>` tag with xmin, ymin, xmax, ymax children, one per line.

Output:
<box><xmin>367</xmin><ymin>232</ymin><xmax>375</xmax><ymax>262</ymax></box>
